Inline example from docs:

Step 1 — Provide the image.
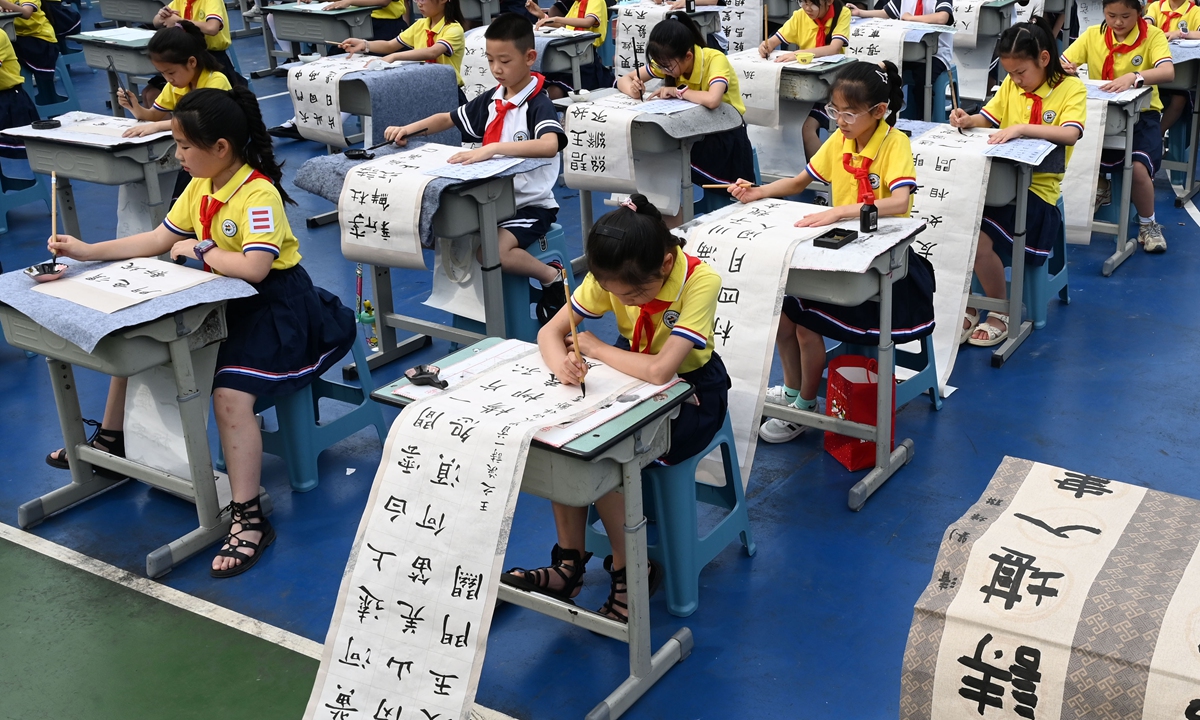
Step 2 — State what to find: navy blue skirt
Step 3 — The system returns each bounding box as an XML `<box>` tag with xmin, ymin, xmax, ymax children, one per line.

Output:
<box><xmin>690</xmin><ymin>122</ymin><xmax>755</xmax><ymax>188</ymax></box>
<box><xmin>13</xmin><ymin>36</ymin><xmax>59</xmax><ymax>75</ymax></box>
<box><xmin>371</xmin><ymin>16</ymin><xmax>408</xmax><ymax>42</ymax></box>
<box><xmin>1100</xmin><ymin>110</ymin><xmax>1162</xmax><ymax>175</ymax></box>
<box><xmin>206</xmin><ymin>49</ymin><xmax>248</xmax><ymax>88</ymax></box>
<box><xmin>545</xmin><ymin>55</ymin><xmax>614</xmax><ymax>93</ymax></box>
<box><xmin>982</xmin><ymin>189</ymin><xmax>1060</xmax><ymax>268</ymax></box>
<box><xmin>783</xmin><ymin>248</ymin><xmax>936</xmax><ymax>345</ymax></box>
<box><xmin>42</xmin><ymin>0</ymin><xmax>81</xmax><ymax>37</ymax></box>
<box><xmin>0</xmin><ymin>85</ymin><xmax>39</xmax><ymax>158</ymax></box>
<box><xmin>213</xmin><ymin>265</ymin><xmax>357</xmax><ymax>397</ymax></box>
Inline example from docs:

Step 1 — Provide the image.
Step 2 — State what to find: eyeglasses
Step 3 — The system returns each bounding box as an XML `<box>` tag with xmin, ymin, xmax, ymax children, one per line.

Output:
<box><xmin>649</xmin><ymin>59</ymin><xmax>683</xmax><ymax>78</ymax></box>
<box><xmin>823</xmin><ymin>102</ymin><xmax>885</xmax><ymax>124</ymax></box>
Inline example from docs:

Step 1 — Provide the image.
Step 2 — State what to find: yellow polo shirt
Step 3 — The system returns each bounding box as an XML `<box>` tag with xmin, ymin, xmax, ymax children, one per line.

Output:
<box><xmin>0</xmin><ymin>32</ymin><xmax>24</xmax><ymax>90</ymax></box>
<box><xmin>1062</xmin><ymin>21</ymin><xmax>1172</xmax><ymax>111</ymax></box>
<box><xmin>572</xmin><ymin>248</ymin><xmax>720</xmax><ymax>374</ymax></box>
<box><xmin>559</xmin><ymin>0</ymin><xmax>608</xmax><ymax>47</ymax></box>
<box><xmin>15</xmin><ymin>0</ymin><xmax>57</xmax><ymax>44</ymax></box>
<box><xmin>650</xmin><ymin>45</ymin><xmax>746</xmax><ymax>114</ymax></box>
<box><xmin>151</xmin><ymin>68</ymin><xmax>231</xmax><ymax>111</ymax></box>
<box><xmin>981</xmin><ymin>75</ymin><xmax>1087</xmax><ymax>205</ymax></box>
<box><xmin>398</xmin><ymin>17</ymin><xmax>465</xmax><ymax>84</ymax></box>
<box><xmin>371</xmin><ymin>0</ymin><xmax>406</xmax><ymax>20</ymax></box>
<box><xmin>804</xmin><ymin>120</ymin><xmax>917</xmax><ymax>213</ymax></box>
<box><xmin>166</xmin><ymin>0</ymin><xmax>231</xmax><ymax>50</ymax></box>
<box><xmin>775</xmin><ymin>5</ymin><xmax>851</xmax><ymax>49</ymax></box>
<box><xmin>165</xmin><ymin>163</ymin><xmax>302</xmax><ymax>271</ymax></box>
<box><xmin>1147</xmin><ymin>0</ymin><xmax>1200</xmax><ymax>34</ymax></box>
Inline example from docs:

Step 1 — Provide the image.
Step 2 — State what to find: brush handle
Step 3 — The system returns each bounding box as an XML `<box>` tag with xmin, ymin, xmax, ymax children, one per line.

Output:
<box><xmin>561</xmin><ymin>267</ymin><xmax>587</xmax><ymax>385</ymax></box>
<box><xmin>50</xmin><ymin>172</ymin><xmax>57</xmax><ymax>258</ymax></box>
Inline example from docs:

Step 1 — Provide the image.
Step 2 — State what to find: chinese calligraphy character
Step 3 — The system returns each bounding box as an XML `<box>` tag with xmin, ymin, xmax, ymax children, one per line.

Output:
<box><xmin>409</xmin><ymin>556</ymin><xmax>433</xmax><ymax>585</ymax></box>
<box><xmin>980</xmin><ymin>547</ymin><xmax>1063</xmax><ymax>609</ymax></box>
<box><xmin>396</xmin><ymin>600</ymin><xmax>426</xmax><ymax>633</ymax></box>
<box><xmin>452</xmin><ymin>565</ymin><xmax>483</xmax><ymax>600</ymax></box>
<box><xmin>356</xmin><ymin>586</ymin><xmax>385</xmax><ymax>622</ymax></box>
<box><xmin>1053</xmin><ymin>471</ymin><xmax>1113</xmax><ymax>498</ymax></box>
<box><xmin>1013</xmin><ymin>513</ymin><xmax>1102</xmax><ymax>539</ymax></box>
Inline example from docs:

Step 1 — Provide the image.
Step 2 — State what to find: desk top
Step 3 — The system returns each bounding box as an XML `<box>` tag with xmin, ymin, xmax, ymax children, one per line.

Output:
<box><xmin>552</xmin><ymin>87</ymin><xmax>744</xmax><ymax>140</ymax></box>
<box><xmin>6</xmin><ymin>111</ymin><xmax>172</xmax><ymax>149</ymax></box>
<box><xmin>1170</xmin><ymin>39</ymin><xmax>1200</xmax><ymax>63</ymax></box>
<box><xmin>267</xmin><ymin>1</ymin><xmax>374</xmax><ymax>14</ymax></box>
<box><xmin>1082</xmin><ymin>78</ymin><xmax>1152</xmax><ymax>107</ymax></box>
<box><xmin>75</xmin><ymin>27</ymin><xmax>155</xmax><ymax>48</ymax></box>
<box><xmin>372</xmin><ymin>338</ymin><xmax>695</xmax><ymax>460</ymax></box>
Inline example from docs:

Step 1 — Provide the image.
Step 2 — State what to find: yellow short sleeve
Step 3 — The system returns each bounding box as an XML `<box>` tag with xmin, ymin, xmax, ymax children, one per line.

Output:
<box><xmin>832</xmin><ymin>6</ymin><xmax>851</xmax><ymax>45</ymax></box>
<box><xmin>164</xmin><ymin>178</ymin><xmax>202</xmax><ymax>237</ymax></box>
<box><xmin>777</xmin><ymin>9</ymin><xmax>808</xmax><ymax>46</ymax></box>
<box><xmin>398</xmin><ymin>18</ymin><xmax>422</xmax><ymax>46</ymax></box>
<box><xmin>1146</xmin><ymin>24</ymin><xmax>1173</xmax><ymax>67</ymax></box>
<box><xmin>1061</xmin><ymin>28</ymin><xmax>1092</xmax><ymax>67</ymax></box>
<box><xmin>805</xmin><ymin>130</ymin><xmax>840</xmax><ymax>184</ymax></box>
<box><xmin>670</xmin><ymin>265</ymin><xmax>719</xmax><ymax>351</ymax></box>
<box><xmin>236</xmin><ymin>185</ymin><xmax>293</xmax><ymax>260</ymax></box>
<box><xmin>980</xmin><ymin>78</ymin><xmax>1013</xmax><ymax>126</ymax></box>
<box><xmin>571</xmin><ymin>274</ymin><xmax>614</xmax><ymax>319</ymax></box>
<box><xmin>439</xmin><ymin>21</ymin><xmax>465</xmax><ymax>56</ymax></box>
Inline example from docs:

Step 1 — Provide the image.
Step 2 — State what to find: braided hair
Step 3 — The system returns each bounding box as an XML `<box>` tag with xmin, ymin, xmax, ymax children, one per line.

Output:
<box><xmin>586</xmin><ymin>194</ymin><xmax>681</xmax><ymax>287</ymax></box>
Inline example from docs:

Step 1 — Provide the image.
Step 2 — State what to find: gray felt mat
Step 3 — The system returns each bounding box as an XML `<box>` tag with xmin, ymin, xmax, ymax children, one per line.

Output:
<box><xmin>349</xmin><ymin>64</ymin><xmax>462</xmax><ymax>147</ymax></box>
<box><xmin>0</xmin><ymin>260</ymin><xmax>255</xmax><ymax>353</ymax></box>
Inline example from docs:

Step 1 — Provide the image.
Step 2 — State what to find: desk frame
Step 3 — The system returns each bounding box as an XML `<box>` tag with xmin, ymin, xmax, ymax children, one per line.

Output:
<box><xmin>1163</xmin><ymin>56</ymin><xmax>1200</xmax><ymax>206</ymax></box>
<box><xmin>1091</xmin><ymin>91</ymin><xmax>1149</xmax><ymax>277</ymax></box>
<box><xmin>76</xmin><ymin>33</ymin><xmax>158</xmax><ymax>119</ymax></box>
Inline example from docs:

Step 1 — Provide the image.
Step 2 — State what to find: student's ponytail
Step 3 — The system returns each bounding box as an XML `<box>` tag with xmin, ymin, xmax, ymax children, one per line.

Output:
<box><xmin>997</xmin><ymin>15</ymin><xmax>1066</xmax><ymax>87</ymax></box>
<box><xmin>444</xmin><ymin>0</ymin><xmax>466</xmax><ymax>29</ymax></box>
<box><xmin>587</xmin><ymin>193</ymin><xmax>682</xmax><ymax>288</ymax></box>
<box><xmin>646</xmin><ymin>11</ymin><xmax>705</xmax><ymax>76</ymax></box>
<box><xmin>830</xmin><ymin>59</ymin><xmax>904</xmax><ymax>126</ymax></box>
<box><xmin>819</xmin><ymin>0</ymin><xmax>847</xmax><ymax>46</ymax></box>
<box><xmin>174</xmin><ymin>87</ymin><xmax>295</xmax><ymax>205</ymax></box>
<box><xmin>148</xmin><ymin>21</ymin><xmax>221</xmax><ymax>73</ymax></box>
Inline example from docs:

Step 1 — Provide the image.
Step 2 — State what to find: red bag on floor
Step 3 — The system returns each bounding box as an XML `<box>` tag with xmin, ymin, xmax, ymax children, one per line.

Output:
<box><xmin>824</xmin><ymin>355</ymin><xmax>895</xmax><ymax>472</ymax></box>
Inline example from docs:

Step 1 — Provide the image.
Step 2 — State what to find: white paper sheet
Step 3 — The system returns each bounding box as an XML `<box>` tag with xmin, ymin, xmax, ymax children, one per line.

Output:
<box><xmin>287</xmin><ymin>56</ymin><xmax>378</xmax><ymax>147</ymax></box>
<box><xmin>461</xmin><ymin>28</ymin><xmax>493</xmax><ymax>102</ymax></box>
<box><xmin>304</xmin><ymin>347</ymin><xmax>651</xmax><ymax>720</ymax></box>
<box><xmin>849</xmin><ymin>17</ymin><xmax>910</xmax><ymax>66</ymax></box>
<box><xmin>1081</xmin><ymin>77</ymin><xmax>1149</xmax><ymax>103</ymax></box>
<box><xmin>32</xmin><ymin>258</ymin><xmax>217</xmax><ymax>314</ymax></box>
<box><xmin>422</xmin><ymin>157</ymin><xmax>522</xmax><ymax>180</ymax></box>
<box><xmin>4</xmin><ymin>111</ymin><xmax>171</xmax><ymax>147</ymax></box>
<box><xmin>78</xmin><ymin>27</ymin><xmax>156</xmax><ymax>41</ymax></box>
<box><xmin>951</xmin><ymin>0</ymin><xmax>981</xmax><ymax>47</ymax></box>
<box><xmin>727</xmin><ymin>49</ymin><xmax>787</xmax><ymax>127</ymax></box>
<box><xmin>613</xmin><ymin>3</ymin><xmax>671</xmax><ymax>73</ymax></box>
<box><xmin>1075</xmin><ymin>0</ymin><xmax>1104</xmax><ymax>33</ymax></box>
<box><xmin>424</xmin><ymin>234</ymin><xmax>486</xmax><ymax>322</ymax></box>
<box><xmin>1062</xmin><ymin>98</ymin><xmax>1106</xmax><ymax>245</ymax></box>
<box><xmin>748</xmin><ymin>98</ymin><xmax>810</xmax><ymax>179</ymax></box>
<box><xmin>718</xmin><ymin>0</ymin><xmax>763</xmax><ymax>54</ymax></box>
<box><xmin>339</xmin><ymin>144</ymin><xmax>463</xmax><ymax>269</ymax></box>
<box><xmin>635</xmin><ymin>97</ymin><xmax>698</xmax><ymax>114</ymax></box>
<box><xmin>124</xmin><ymin>343</ymin><xmax>217</xmax><ymax>480</ymax></box>
<box><xmin>562</xmin><ymin>96</ymin><xmax>640</xmax><ymax>186</ymax></box>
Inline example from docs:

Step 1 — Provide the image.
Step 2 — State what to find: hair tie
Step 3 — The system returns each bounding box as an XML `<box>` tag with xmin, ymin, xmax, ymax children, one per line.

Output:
<box><xmin>620</xmin><ymin>198</ymin><xmax>638</xmax><ymax>212</ymax></box>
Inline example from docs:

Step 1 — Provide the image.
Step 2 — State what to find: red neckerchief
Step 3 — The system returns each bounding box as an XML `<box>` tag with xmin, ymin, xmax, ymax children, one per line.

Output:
<box><xmin>630</xmin><ymin>253</ymin><xmax>702</xmax><ymax>354</ymax></box>
<box><xmin>1158</xmin><ymin>0</ymin><xmax>1191</xmax><ymax>30</ymax></box>
<box><xmin>1103</xmin><ymin>18</ymin><xmax>1149</xmax><ymax>80</ymax></box>
<box><xmin>425</xmin><ymin>18</ymin><xmax>440</xmax><ymax>63</ymax></box>
<box><xmin>815</xmin><ymin>3</ymin><xmax>835</xmax><ymax>46</ymax></box>
<box><xmin>842</xmin><ymin>154</ymin><xmax>875</xmax><ymax>204</ymax></box>
<box><xmin>483</xmin><ymin>73</ymin><xmax>545</xmax><ymax>145</ymax></box>
<box><xmin>198</xmin><ymin>169</ymin><xmax>269</xmax><ymax>268</ymax></box>
<box><xmin>576</xmin><ymin>0</ymin><xmax>587</xmax><ymax>17</ymax></box>
<box><xmin>1024</xmin><ymin>91</ymin><xmax>1043</xmax><ymax>125</ymax></box>
<box><xmin>914</xmin><ymin>0</ymin><xmax>924</xmax><ymax>15</ymax></box>
<box><xmin>182</xmin><ymin>0</ymin><xmax>195</xmax><ymax>19</ymax></box>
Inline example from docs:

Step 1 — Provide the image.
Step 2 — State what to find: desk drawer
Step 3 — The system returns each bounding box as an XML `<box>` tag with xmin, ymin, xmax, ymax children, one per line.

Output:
<box><xmin>433</xmin><ymin>181</ymin><xmax>517</xmax><ymax>238</ymax></box>
<box><xmin>0</xmin><ymin>306</ymin><xmax>171</xmax><ymax>375</ymax></box>
<box><xmin>24</xmin><ymin>141</ymin><xmax>148</xmax><ymax>185</ymax></box>
<box><xmin>986</xmin><ymin>160</ymin><xmax>1018</xmax><ymax>207</ymax></box>
<box><xmin>97</xmin><ymin>0</ymin><xmax>162</xmax><ymax>24</ymax></box>
<box><xmin>272</xmin><ymin>12</ymin><xmax>372</xmax><ymax>43</ymax></box>
<box><xmin>80</xmin><ymin>42</ymin><xmax>156</xmax><ymax>76</ymax></box>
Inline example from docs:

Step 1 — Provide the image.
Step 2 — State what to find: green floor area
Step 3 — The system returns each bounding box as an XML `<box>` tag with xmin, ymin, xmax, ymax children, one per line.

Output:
<box><xmin>0</xmin><ymin>538</ymin><xmax>318</xmax><ymax>719</ymax></box>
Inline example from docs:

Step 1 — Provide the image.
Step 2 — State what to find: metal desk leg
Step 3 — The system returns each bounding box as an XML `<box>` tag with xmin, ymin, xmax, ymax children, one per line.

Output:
<box><xmin>681</xmin><ymin>140</ymin><xmax>695</xmax><ymax>225</ymax></box>
<box><xmin>846</xmin><ymin>251</ymin><xmax>915</xmax><ymax>511</ymax></box>
<box><xmin>571</xmin><ymin>55</ymin><xmax>582</xmax><ymax>94</ymax></box>
<box><xmin>17</xmin><ymin>359</ymin><xmax>126</xmax><ymax>529</ymax></box>
<box><xmin>572</xmin><ymin>188</ymin><xmax>594</xmax><ymax>275</ymax></box>
<box><xmin>58</xmin><ymin>177</ymin><xmax>80</xmax><ymax>238</ymax></box>
<box><xmin>478</xmin><ymin>192</ymin><xmax>507</xmax><ymax>339</ymax></box>
<box><xmin>586</xmin><ymin>457</ymin><xmax>692</xmax><ymax>720</ymax></box>
<box><xmin>106</xmin><ymin>68</ymin><xmax>124</xmax><ymax>118</ymax></box>
<box><xmin>924</xmin><ymin>41</ymin><xmax>933</xmax><ymax>123</ymax></box>
<box><xmin>343</xmin><ymin>264</ymin><xmax>432</xmax><ymax>376</ymax></box>
<box><xmin>1102</xmin><ymin>107</ymin><xmax>1137</xmax><ymax>276</ymax></box>
<box><xmin>1174</xmin><ymin>72</ymin><xmax>1200</xmax><ymax>206</ymax></box>
<box><xmin>991</xmin><ymin>165</ymin><xmax>1034</xmax><ymax>367</ymax></box>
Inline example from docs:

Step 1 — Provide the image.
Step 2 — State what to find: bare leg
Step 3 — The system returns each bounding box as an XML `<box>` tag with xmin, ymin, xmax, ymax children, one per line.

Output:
<box><xmin>803</xmin><ymin>116</ymin><xmax>824</xmax><ymax>165</ymax></box>
<box><xmin>971</xmin><ymin>230</ymin><xmax>1008</xmax><ymax>339</ymax></box>
<box><xmin>212</xmin><ymin>387</ymin><xmax>264</xmax><ymax>573</ymax></box>
<box><xmin>594</xmin><ymin>489</ymin><xmax>640</xmax><ymax>620</ymax></box>
<box><xmin>1130</xmin><ymin>161</ymin><xmax>1156</xmax><ymax>219</ymax></box>
<box><xmin>506</xmin><ymin>501</ymin><xmax>589</xmax><ymax>596</ymax></box>
<box><xmin>776</xmin><ymin>314</ymin><xmax>803</xmax><ymax>391</ymax></box>
<box><xmin>49</xmin><ymin>376</ymin><xmax>128</xmax><ymax>462</ymax></box>
<box><xmin>546</xmin><ymin>84</ymin><xmax>567</xmax><ymax>100</ymax></box>
<box><xmin>1161</xmin><ymin>93</ymin><xmax>1187</xmax><ymax>134</ymax></box>
<box><xmin>795</xmin><ymin>324</ymin><xmax>827</xmax><ymax>403</ymax></box>
<box><xmin>479</xmin><ymin>228</ymin><xmax>560</xmax><ymax>284</ymax></box>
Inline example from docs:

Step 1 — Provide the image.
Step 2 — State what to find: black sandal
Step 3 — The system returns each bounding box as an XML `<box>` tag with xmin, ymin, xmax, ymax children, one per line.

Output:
<box><xmin>501</xmin><ymin>544</ymin><xmax>592</xmax><ymax>602</ymax></box>
<box><xmin>46</xmin><ymin>420</ymin><xmax>125</xmax><ymax>479</ymax></box>
<box><xmin>597</xmin><ymin>555</ymin><xmax>663</xmax><ymax>624</ymax></box>
<box><xmin>211</xmin><ymin>498</ymin><xmax>276</xmax><ymax>579</ymax></box>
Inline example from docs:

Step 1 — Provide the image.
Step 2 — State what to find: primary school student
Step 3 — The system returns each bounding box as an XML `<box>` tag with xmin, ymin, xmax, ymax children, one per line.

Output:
<box><xmin>1061</xmin><ymin>0</ymin><xmax>1174</xmax><ymax>252</ymax></box>
<box><xmin>340</xmin><ymin>0</ymin><xmax>466</xmax><ymax>99</ymax></box>
<box><xmin>383</xmin><ymin>13</ymin><xmax>572</xmax><ymax>323</ymax></box>
<box><xmin>760</xmin><ymin>0</ymin><xmax>852</xmax><ymax>161</ymax></box>
<box><xmin>616</xmin><ymin>12</ymin><xmax>755</xmax><ymax>225</ymax></box>
<box><xmin>728</xmin><ymin>61</ymin><xmax>935</xmax><ymax>443</ymax></box>
<box><xmin>152</xmin><ymin>0</ymin><xmax>248</xmax><ymax>87</ymax></box>
<box><xmin>41</xmin><ymin>0</ymin><xmax>80</xmax><ymax>43</ymax></box>
<box><xmin>118</xmin><ymin>24</ymin><xmax>232</xmax><ymax>138</ymax></box>
<box><xmin>503</xmin><ymin>193</ymin><xmax>728</xmax><ymax>622</ymax></box>
<box><xmin>851</xmin><ymin>0</ymin><xmax>954</xmax><ymax>122</ymax></box>
<box><xmin>523</xmin><ymin>0</ymin><xmax>612</xmax><ymax>97</ymax></box>
<box><xmin>951</xmin><ymin>17</ymin><xmax>1085</xmax><ymax>346</ymax></box>
<box><xmin>1146</xmin><ymin>0</ymin><xmax>1199</xmax><ymax>133</ymax></box>
<box><xmin>45</xmin><ymin>87</ymin><xmax>357</xmax><ymax>578</ymax></box>
<box><xmin>0</xmin><ymin>0</ymin><xmax>62</xmax><ymax>104</ymax></box>
<box><xmin>0</xmin><ymin>30</ymin><xmax>39</xmax><ymax>159</ymax></box>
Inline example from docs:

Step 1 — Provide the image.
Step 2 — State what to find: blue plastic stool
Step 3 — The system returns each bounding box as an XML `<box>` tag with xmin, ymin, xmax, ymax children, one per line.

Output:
<box><xmin>585</xmin><ymin>412</ymin><xmax>756</xmax><ymax>618</ymax></box>
<box><xmin>1092</xmin><ymin>167</ymin><xmax>1138</xmax><ymax>237</ymax></box>
<box><xmin>21</xmin><ymin>55</ymin><xmax>81</xmax><ymax>119</ymax></box>
<box><xmin>1165</xmin><ymin>111</ymin><xmax>1191</xmax><ymax>187</ymax></box>
<box><xmin>829</xmin><ymin>332</ymin><xmax>943</xmax><ymax>410</ymax></box>
<box><xmin>0</xmin><ymin>170</ymin><xmax>50</xmax><ymax>235</ymax></box>
<box><xmin>215</xmin><ymin>338</ymin><xmax>388</xmax><ymax>493</ymax></box>
<box><xmin>451</xmin><ymin>223</ymin><xmax>570</xmax><ymax>343</ymax></box>
<box><xmin>972</xmin><ymin>197</ymin><xmax>1070</xmax><ymax>331</ymax></box>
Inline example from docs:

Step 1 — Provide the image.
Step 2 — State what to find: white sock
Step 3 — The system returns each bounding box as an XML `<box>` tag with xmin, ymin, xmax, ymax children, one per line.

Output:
<box><xmin>1139</xmin><ymin>214</ymin><xmax>1155</xmax><ymax>225</ymax></box>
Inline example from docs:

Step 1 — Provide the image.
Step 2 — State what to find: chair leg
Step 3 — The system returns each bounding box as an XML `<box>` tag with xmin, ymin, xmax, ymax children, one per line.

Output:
<box><xmin>650</xmin><ymin>471</ymin><xmax>701</xmax><ymax>618</ymax></box>
<box><xmin>275</xmin><ymin>390</ymin><xmax>321</xmax><ymax>492</ymax></box>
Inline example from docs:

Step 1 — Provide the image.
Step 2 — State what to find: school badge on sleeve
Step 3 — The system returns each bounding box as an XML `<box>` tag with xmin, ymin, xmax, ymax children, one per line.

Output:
<box><xmin>248</xmin><ymin>207</ymin><xmax>275</xmax><ymax>234</ymax></box>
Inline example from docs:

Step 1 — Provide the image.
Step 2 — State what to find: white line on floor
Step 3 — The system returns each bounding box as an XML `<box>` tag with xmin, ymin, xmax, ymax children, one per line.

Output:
<box><xmin>0</xmin><ymin>523</ymin><xmax>519</xmax><ymax>720</ymax></box>
<box><xmin>256</xmin><ymin>91</ymin><xmax>290</xmax><ymax>101</ymax></box>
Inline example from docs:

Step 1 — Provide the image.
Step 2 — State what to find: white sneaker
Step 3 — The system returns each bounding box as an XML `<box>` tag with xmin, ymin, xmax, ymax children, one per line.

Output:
<box><xmin>1095</xmin><ymin>177</ymin><xmax>1111</xmax><ymax>208</ymax></box>
<box><xmin>1139</xmin><ymin>221</ymin><xmax>1167</xmax><ymax>253</ymax></box>
<box><xmin>764</xmin><ymin>385</ymin><xmax>790</xmax><ymax>405</ymax></box>
<box><xmin>759</xmin><ymin>417</ymin><xmax>807</xmax><ymax>443</ymax></box>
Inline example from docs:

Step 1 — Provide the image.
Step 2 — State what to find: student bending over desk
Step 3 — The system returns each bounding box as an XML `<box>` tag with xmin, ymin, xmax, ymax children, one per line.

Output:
<box><xmin>44</xmin><ymin>88</ymin><xmax>357</xmax><ymax>579</ymax></box>
<box><xmin>524</xmin><ymin>0</ymin><xmax>613</xmax><ymax>97</ymax></box>
<box><xmin>851</xmin><ymin>0</ymin><xmax>954</xmax><ymax>123</ymax></box>
<box><xmin>951</xmin><ymin>17</ymin><xmax>1085</xmax><ymax>346</ymax></box>
<box><xmin>340</xmin><ymin>0</ymin><xmax>467</xmax><ymax>101</ymax></box>
<box><xmin>762</xmin><ymin>0</ymin><xmax>852</xmax><ymax>161</ymax></box>
<box><xmin>502</xmin><ymin>194</ymin><xmax>729</xmax><ymax>622</ymax></box>
<box><xmin>384</xmin><ymin>14</ymin><xmax>571</xmax><ymax>322</ymax></box>
<box><xmin>728</xmin><ymin>61</ymin><xmax>935</xmax><ymax>443</ymax></box>
<box><xmin>0</xmin><ymin>31</ymin><xmax>39</xmax><ymax>159</ymax></box>
<box><xmin>1061</xmin><ymin>0</ymin><xmax>1174</xmax><ymax>252</ymax></box>
<box><xmin>1145</xmin><ymin>0</ymin><xmax>1200</xmax><ymax>133</ymax></box>
<box><xmin>151</xmin><ymin>0</ymin><xmax>247</xmax><ymax>87</ymax></box>
<box><xmin>0</xmin><ymin>0</ymin><xmax>62</xmax><ymax>104</ymax></box>
<box><xmin>119</xmin><ymin>24</ymin><xmax>232</xmax><ymax>139</ymax></box>
<box><xmin>616</xmin><ymin>12</ymin><xmax>755</xmax><ymax>225</ymax></box>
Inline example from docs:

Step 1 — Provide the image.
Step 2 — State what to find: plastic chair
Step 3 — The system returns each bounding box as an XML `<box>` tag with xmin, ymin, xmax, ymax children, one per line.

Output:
<box><xmin>585</xmin><ymin>412</ymin><xmax>757</xmax><ymax>618</ymax></box>
<box><xmin>21</xmin><ymin>55</ymin><xmax>81</xmax><ymax>119</ymax></box>
<box><xmin>215</xmin><ymin>337</ymin><xmax>388</xmax><ymax>492</ymax></box>
<box><xmin>1166</xmin><ymin>111</ymin><xmax>1191</xmax><ymax>187</ymax></box>
<box><xmin>451</xmin><ymin>223</ymin><xmax>571</xmax><ymax>344</ymax></box>
<box><xmin>828</xmin><ymin>331</ymin><xmax>943</xmax><ymax>410</ymax></box>
<box><xmin>0</xmin><ymin>170</ymin><xmax>51</xmax><ymax>235</ymax></box>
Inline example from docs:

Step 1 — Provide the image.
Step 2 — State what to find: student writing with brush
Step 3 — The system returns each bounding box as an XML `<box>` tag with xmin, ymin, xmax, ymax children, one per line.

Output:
<box><xmin>504</xmin><ymin>193</ymin><xmax>728</xmax><ymax>623</ymax></box>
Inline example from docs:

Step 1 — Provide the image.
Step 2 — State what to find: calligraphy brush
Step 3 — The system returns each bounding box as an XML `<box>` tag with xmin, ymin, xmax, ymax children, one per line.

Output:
<box><xmin>35</xmin><ymin>172</ymin><xmax>62</xmax><ymax>277</ymax></box>
<box><xmin>375</xmin><ymin>126</ymin><xmax>428</xmax><ymax>149</ymax></box>
<box><xmin>107</xmin><ymin>55</ymin><xmax>129</xmax><ymax>105</ymax></box>
<box><xmin>701</xmin><ymin>181</ymin><xmax>756</xmax><ymax>189</ymax></box>
<box><xmin>949</xmin><ymin>76</ymin><xmax>966</xmax><ymax>135</ymax></box>
<box><xmin>561</xmin><ymin>266</ymin><xmax>586</xmax><ymax>397</ymax></box>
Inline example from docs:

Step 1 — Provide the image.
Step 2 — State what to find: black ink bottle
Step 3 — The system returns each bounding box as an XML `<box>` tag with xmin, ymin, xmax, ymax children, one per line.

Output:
<box><xmin>860</xmin><ymin>203</ymin><xmax>878</xmax><ymax>233</ymax></box>
<box><xmin>685</xmin><ymin>0</ymin><xmax>695</xmax><ymax>11</ymax></box>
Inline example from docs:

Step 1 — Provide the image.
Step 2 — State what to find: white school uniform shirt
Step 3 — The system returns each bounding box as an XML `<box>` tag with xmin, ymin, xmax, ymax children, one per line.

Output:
<box><xmin>884</xmin><ymin>0</ymin><xmax>955</xmax><ymax>71</ymax></box>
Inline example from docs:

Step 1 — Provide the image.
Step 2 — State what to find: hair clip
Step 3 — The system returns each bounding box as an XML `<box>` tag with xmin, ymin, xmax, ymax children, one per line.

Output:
<box><xmin>620</xmin><ymin>198</ymin><xmax>638</xmax><ymax>212</ymax></box>
<box><xmin>594</xmin><ymin>224</ymin><xmax>626</xmax><ymax>240</ymax></box>
<box><xmin>875</xmin><ymin>69</ymin><xmax>889</xmax><ymax>84</ymax></box>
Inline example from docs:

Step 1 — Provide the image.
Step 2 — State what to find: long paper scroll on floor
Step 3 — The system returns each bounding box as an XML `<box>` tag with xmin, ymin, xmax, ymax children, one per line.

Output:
<box><xmin>304</xmin><ymin>346</ymin><xmax>656</xmax><ymax>720</ymax></box>
<box><xmin>901</xmin><ymin>456</ymin><xmax>1200</xmax><ymax>720</ymax></box>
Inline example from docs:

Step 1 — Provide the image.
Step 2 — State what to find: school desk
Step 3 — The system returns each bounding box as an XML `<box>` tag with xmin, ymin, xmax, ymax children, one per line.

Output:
<box><xmin>1</xmin><ymin>11</ymin><xmax>17</xmax><ymax>41</ymax></box>
<box><xmin>552</xmin><ymin>88</ymin><xmax>745</xmax><ymax>269</ymax></box>
<box><xmin>751</xmin><ymin>55</ymin><xmax>853</xmax><ymax>184</ymax></box>
<box><xmin>97</xmin><ymin>0</ymin><xmax>166</xmax><ymax>25</ymax></box>
<box><xmin>5</xmin><ymin>114</ymin><xmax>181</xmax><ymax>239</ymax></box>
<box><xmin>765</xmin><ymin>0</ymin><xmax>797</xmax><ymax>31</ymax></box>
<box><xmin>0</xmin><ymin>281</ymin><xmax>267</xmax><ymax>578</ymax></box>
<box><xmin>1163</xmin><ymin>42</ymin><xmax>1200</xmax><ymax>206</ymax></box>
<box><xmin>373</xmin><ymin>336</ymin><xmax>697</xmax><ymax>720</ymax></box>
<box><xmin>74</xmin><ymin>28</ymin><xmax>158</xmax><ymax>120</ymax></box>
<box><xmin>1087</xmin><ymin>83</ymin><xmax>1151</xmax><ymax>277</ymax></box>
<box><xmin>260</xmin><ymin>1</ymin><xmax>374</xmax><ymax>71</ymax></box>
<box><xmin>753</xmin><ymin>213</ymin><xmax>927</xmax><ymax>510</ymax></box>
<box><xmin>537</xmin><ymin>30</ymin><xmax>602</xmax><ymax>92</ymax></box>
<box><xmin>460</xmin><ymin>0</ymin><xmax>501</xmax><ymax>23</ymax></box>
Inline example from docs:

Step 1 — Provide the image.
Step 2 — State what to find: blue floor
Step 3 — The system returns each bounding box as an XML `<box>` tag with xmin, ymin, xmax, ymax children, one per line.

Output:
<box><xmin>4</xmin><ymin>11</ymin><xmax>1200</xmax><ymax>719</ymax></box>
